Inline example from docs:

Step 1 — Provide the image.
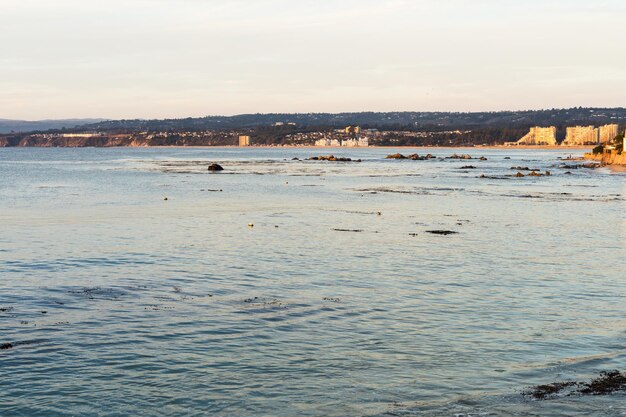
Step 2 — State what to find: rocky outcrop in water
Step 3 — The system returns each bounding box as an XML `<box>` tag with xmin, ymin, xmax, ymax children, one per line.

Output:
<box><xmin>526</xmin><ymin>370</ymin><xmax>626</xmax><ymax>400</ymax></box>
<box><xmin>426</xmin><ymin>230</ymin><xmax>458</xmax><ymax>235</ymax></box>
<box><xmin>445</xmin><ymin>154</ymin><xmax>487</xmax><ymax>160</ymax></box>
<box><xmin>385</xmin><ymin>153</ymin><xmax>435</xmax><ymax>160</ymax></box>
<box><xmin>446</xmin><ymin>154</ymin><xmax>472</xmax><ymax>160</ymax></box>
<box><xmin>307</xmin><ymin>155</ymin><xmax>360</xmax><ymax>162</ymax></box>
<box><xmin>511</xmin><ymin>166</ymin><xmax>540</xmax><ymax>171</ymax></box>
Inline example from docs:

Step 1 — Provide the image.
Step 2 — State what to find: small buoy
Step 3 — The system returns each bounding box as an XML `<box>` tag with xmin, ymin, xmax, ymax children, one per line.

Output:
<box><xmin>248</xmin><ymin>223</ymin><xmax>254</xmax><ymax>228</ymax></box>
<box><xmin>377</xmin><ymin>212</ymin><xmax>382</xmax><ymax>216</ymax></box>
<box><xmin>164</xmin><ymin>197</ymin><xmax>168</xmax><ymax>201</ymax></box>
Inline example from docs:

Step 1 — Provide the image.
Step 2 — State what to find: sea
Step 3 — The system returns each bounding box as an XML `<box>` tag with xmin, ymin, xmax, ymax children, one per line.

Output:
<box><xmin>0</xmin><ymin>147</ymin><xmax>624</xmax><ymax>416</ymax></box>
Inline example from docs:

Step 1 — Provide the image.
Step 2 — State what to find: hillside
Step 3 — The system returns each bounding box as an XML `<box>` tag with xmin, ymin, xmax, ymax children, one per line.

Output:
<box><xmin>78</xmin><ymin>108</ymin><xmax>625</xmax><ymax>132</ymax></box>
<box><xmin>0</xmin><ymin>118</ymin><xmax>108</xmax><ymax>133</ymax></box>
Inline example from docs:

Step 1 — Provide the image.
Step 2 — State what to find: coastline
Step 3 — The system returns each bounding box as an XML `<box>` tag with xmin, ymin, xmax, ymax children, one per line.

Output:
<box><xmin>25</xmin><ymin>145</ymin><xmax>590</xmax><ymax>150</ymax></box>
<box><xmin>584</xmin><ymin>150</ymin><xmax>626</xmax><ymax>167</ymax></box>
<box><xmin>0</xmin><ymin>143</ymin><xmax>593</xmax><ymax>151</ymax></box>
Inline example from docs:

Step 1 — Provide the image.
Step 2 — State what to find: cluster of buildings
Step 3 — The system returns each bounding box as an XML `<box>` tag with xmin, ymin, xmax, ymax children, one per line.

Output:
<box><xmin>562</xmin><ymin>124</ymin><xmax>619</xmax><ymax>145</ymax></box>
<box><xmin>512</xmin><ymin>124</ymin><xmax>620</xmax><ymax>146</ymax></box>
<box><xmin>314</xmin><ymin>126</ymin><xmax>369</xmax><ymax>147</ymax></box>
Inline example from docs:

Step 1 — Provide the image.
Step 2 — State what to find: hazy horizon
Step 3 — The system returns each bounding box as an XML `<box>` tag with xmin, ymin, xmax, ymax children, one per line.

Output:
<box><xmin>2</xmin><ymin>0</ymin><xmax>625</xmax><ymax>120</ymax></box>
<box><xmin>3</xmin><ymin>106</ymin><xmax>626</xmax><ymax>123</ymax></box>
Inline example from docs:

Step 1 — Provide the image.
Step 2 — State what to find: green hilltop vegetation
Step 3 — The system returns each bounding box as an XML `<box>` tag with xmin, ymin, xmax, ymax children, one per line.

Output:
<box><xmin>77</xmin><ymin>108</ymin><xmax>625</xmax><ymax>132</ymax></box>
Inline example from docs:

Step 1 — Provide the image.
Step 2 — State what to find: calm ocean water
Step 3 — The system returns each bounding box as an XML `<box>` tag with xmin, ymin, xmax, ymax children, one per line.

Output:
<box><xmin>0</xmin><ymin>147</ymin><xmax>624</xmax><ymax>416</ymax></box>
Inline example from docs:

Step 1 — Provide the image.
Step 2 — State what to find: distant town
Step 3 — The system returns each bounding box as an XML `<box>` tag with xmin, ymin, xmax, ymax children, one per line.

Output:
<box><xmin>0</xmin><ymin>108</ymin><xmax>624</xmax><ymax>147</ymax></box>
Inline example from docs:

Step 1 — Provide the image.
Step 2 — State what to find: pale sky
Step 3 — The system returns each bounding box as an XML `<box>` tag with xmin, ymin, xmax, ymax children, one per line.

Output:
<box><xmin>1</xmin><ymin>0</ymin><xmax>625</xmax><ymax>119</ymax></box>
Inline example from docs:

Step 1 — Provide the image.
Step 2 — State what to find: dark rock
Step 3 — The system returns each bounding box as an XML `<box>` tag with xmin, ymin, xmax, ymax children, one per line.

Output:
<box><xmin>525</xmin><ymin>370</ymin><xmax>626</xmax><ymax>400</ymax></box>
<box><xmin>527</xmin><ymin>381</ymin><xmax>578</xmax><ymax>400</ymax></box>
<box><xmin>0</xmin><ymin>343</ymin><xmax>13</xmax><ymax>350</ymax></box>
<box><xmin>460</xmin><ymin>165</ymin><xmax>477</xmax><ymax>169</ymax></box>
<box><xmin>426</xmin><ymin>230</ymin><xmax>458</xmax><ymax>235</ymax></box>
<box><xmin>514</xmin><ymin>172</ymin><xmax>525</xmax><ymax>177</ymax></box>
<box><xmin>446</xmin><ymin>154</ymin><xmax>472</xmax><ymax>160</ymax></box>
<box><xmin>582</xmin><ymin>163</ymin><xmax>599</xmax><ymax>169</ymax></box>
<box><xmin>480</xmin><ymin>174</ymin><xmax>509</xmax><ymax>180</ymax></box>
<box><xmin>292</xmin><ymin>157</ymin><xmax>300</xmax><ymax>160</ymax></box>
<box><xmin>579</xmin><ymin>370</ymin><xmax>626</xmax><ymax>395</ymax></box>
<box><xmin>307</xmin><ymin>155</ymin><xmax>353</xmax><ymax>162</ymax></box>
<box><xmin>504</xmin><ymin>157</ymin><xmax>511</xmax><ymax>159</ymax></box>
<box><xmin>208</xmin><ymin>163</ymin><xmax>224</xmax><ymax>171</ymax></box>
<box><xmin>386</xmin><ymin>153</ymin><xmax>434</xmax><ymax>161</ymax></box>
<box><xmin>511</xmin><ymin>167</ymin><xmax>539</xmax><ymax>171</ymax></box>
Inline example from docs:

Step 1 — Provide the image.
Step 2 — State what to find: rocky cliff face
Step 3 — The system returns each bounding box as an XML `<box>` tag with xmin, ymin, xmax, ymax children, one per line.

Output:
<box><xmin>0</xmin><ymin>134</ymin><xmax>236</xmax><ymax>147</ymax></box>
<box><xmin>584</xmin><ymin>151</ymin><xmax>626</xmax><ymax>165</ymax></box>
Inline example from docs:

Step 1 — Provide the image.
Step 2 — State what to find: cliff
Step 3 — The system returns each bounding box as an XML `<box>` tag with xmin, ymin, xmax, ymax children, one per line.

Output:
<box><xmin>584</xmin><ymin>150</ymin><xmax>626</xmax><ymax>165</ymax></box>
<box><xmin>0</xmin><ymin>134</ymin><xmax>236</xmax><ymax>147</ymax></box>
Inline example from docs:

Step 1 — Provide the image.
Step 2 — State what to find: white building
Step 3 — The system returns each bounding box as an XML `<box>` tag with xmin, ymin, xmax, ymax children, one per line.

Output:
<box><xmin>517</xmin><ymin>126</ymin><xmax>557</xmax><ymax>145</ymax></box>
<box><xmin>599</xmin><ymin>124</ymin><xmax>619</xmax><ymax>144</ymax></box>
<box><xmin>563</xmin><ymin>126</ymin><xmax>598</xmax><ymax>145</ymax></box>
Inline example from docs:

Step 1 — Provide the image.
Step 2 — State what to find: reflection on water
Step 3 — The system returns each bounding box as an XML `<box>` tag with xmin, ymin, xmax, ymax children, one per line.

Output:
<box><xmin>0</xmin><ymin>147</ymin><xmax>624</xmax><ymax>416</ymax></box>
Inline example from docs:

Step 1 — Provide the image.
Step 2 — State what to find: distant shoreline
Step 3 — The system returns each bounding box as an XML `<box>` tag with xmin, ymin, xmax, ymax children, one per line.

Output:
<box><xmin>0</xmin><ymin>144</ymin><xmax>594</xmax><ymax>150</ymax></box>
<box><xmin>124</xmin><ymin>145</ymin><xmax>593</xmax><ymax>150</ymax></box>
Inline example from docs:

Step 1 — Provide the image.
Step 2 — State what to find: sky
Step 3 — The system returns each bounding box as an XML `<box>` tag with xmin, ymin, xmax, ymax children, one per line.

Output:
<box><xmin>1</xmin><ymin>0</ymin><xmax>625</xmax><ymax>120</ymax></box>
